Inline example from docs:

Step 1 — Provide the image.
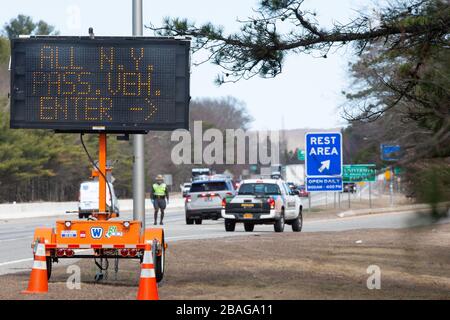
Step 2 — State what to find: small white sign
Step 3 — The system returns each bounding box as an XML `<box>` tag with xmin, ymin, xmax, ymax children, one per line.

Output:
<box><xmin>61</xmin><ymin>230</ymin><xmax>77</xmax><ymax>238</ymax></box>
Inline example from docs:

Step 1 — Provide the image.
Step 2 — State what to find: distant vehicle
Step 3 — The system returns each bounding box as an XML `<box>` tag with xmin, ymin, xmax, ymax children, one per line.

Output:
<box><xmin>78</xmin><ymin>181</ymin><xmax>120</xmax><ymax>219</ymax></box>
<box><xmin>296</xmin><ymin>185</ymin><xmax>310</xmax><ymax>198</ymax></box>
<box><xmin>222</xmin><ymin>179</ymin><xmax>303</xmax><ymax>233</ymax></box>
<box><xmin>270</xmin><ymin>171</ymin><xmax>282</xmax><ymax>179</ymax></box>
<box><xmin>181</xmin><ymin>182</ymin><xmax>191</xmax><ymax>197</ymax></box>
<box><xmin>286</xmin><ymin>182</ymin><xmax>297</xmax><ymax>190</ymax></box>
<box><xmin>185</xmin><ymin>177</ymin><xmax>236</xmax><ymax>224</ymax></box>
<box><xmin>285</xmin><ymin>164</ymin><xmax>305</xmax><ymax>185</ymax></box>
<box><xmin>192</xmin><ymin>168</ymin><xmax>211</xmax><ymax>181</ymax></box>
<box><xmin>343</xmin><ymin>183</ymin><xmax>357</xmax><ymax>193</ymax></box>
<box><xmin>192</xmin><ymin>174</ymin><xmax>210</xmax><ymax>182</ymax></box>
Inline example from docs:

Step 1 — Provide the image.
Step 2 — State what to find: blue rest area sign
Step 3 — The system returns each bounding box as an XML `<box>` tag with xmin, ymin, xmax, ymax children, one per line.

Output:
<box><xmin>305</xmin><ymin>132</ymin><xmax>343</xmax><ymax>192</ymax></box>
<box><xmin>305</xmin><ymin>132</ymin><xmax>343</xmax><ymax>177</ymax></box>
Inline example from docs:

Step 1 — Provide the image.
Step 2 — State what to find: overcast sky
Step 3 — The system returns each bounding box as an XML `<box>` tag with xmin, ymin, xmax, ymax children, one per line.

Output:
<box><xmin>1</xmin><ymin>0</ymin><xmax>377</xmax><ymax>130</ymax></box>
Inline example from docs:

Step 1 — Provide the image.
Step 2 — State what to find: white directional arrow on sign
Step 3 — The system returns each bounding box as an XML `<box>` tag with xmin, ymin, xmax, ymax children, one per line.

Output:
<box><xmin>318</xmin><ymin>160</ymin><xmax>331</xmax><ymax>173</ymax></box>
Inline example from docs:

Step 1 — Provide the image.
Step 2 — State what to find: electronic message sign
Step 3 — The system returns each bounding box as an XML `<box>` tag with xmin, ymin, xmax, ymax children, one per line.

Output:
<box><xmin>10</xmin><ymin>36</ymin><xmax>190</xmax><ymax>133</ymax></box>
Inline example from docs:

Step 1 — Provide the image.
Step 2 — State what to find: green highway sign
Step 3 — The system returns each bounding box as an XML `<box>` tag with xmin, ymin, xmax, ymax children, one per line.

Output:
<box><xmin>343</xmin><ymin>164</ymin><xmax>376</xmax><ymax>182</ymax></box>
<box><xmin>297</xmin><ymin>149</ymin><xmax>305</xmax><ymax>161</ymax></box>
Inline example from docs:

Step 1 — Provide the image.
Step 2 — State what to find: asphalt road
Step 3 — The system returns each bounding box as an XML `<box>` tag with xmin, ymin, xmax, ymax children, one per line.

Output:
<box><xmin>1</xmin><ymin>189</ymin><xmax>447</xmax><ymax>275</ymax></box>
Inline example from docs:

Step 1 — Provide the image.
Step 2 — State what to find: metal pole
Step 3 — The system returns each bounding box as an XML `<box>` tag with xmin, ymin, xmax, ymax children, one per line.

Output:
<box><xmin>389</xmin><ymin>168</ymin><xmax>394</xmax><ymax>207</ymax></box>
<box><xmin>369</xmin><ymin>181</ymin><xmax>372</xmax><ymax>209</ymax></box>
<box><xmin>348</xmin><ymin>190</ymin><xmax>351</xmax><ymax>209</ymax></box>
<box><xmin>132</xmin><ymin>0</ymin><xmax>145</xmax><ymax>231</ymax></box>
<box><xmin>308</xmin><ymin>193</ymin><xmax>311</xmax><ymax>213</ymax></box>
<box><xmin>338</xmin><ymin>192</ymin><xmax>341</xmax><ymax>209</ymax></box>
<box><xmin>334</xmin><ymin>192</ymin><xmax>336</xmax><ymax>209</ymax></box>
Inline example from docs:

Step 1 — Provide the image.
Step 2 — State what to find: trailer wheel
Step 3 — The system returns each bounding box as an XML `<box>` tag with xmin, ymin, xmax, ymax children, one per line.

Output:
<box><xmin>194</xmin><ymin>219</ymin><xmax>202</xmax><ymax>225</ymax></box>
<box><xmin>154</xmin><ymin>239</ymin><xmax>165</xmax><ymax>283</ymax></box>
<box><xmin>46</xmin><ymin>256</ymin><xmax>52</xmax><ymax>280</ymax></box>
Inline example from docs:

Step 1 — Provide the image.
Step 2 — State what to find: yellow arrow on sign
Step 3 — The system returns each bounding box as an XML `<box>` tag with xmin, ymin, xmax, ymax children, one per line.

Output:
<box><xmin>130</xmin><ymin>98</ymin><xmax>157</xmax><ymax>121</ymax></box>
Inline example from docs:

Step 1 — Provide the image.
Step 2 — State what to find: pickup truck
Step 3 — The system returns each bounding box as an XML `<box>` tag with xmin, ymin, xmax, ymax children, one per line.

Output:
<box><xmin>221</xmin><ymin>179</ymin><xmax>303</xmax><ymax>233</ymax></box>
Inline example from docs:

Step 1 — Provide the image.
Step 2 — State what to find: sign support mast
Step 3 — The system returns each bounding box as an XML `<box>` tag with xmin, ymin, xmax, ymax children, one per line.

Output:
<box><xmin>132</xmin><ymin>0</ymin><xmax>145</xmax><ymax>231</ymax></box>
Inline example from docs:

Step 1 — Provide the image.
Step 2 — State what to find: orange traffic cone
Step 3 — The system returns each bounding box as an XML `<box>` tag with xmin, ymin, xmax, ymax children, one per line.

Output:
<box><xmin>22</xmin><ymin>242</ymin><xmax>48</xmax><ymax>294</ymax></box>
<box><xmin>137</xmin><ymin>243</ymin><xmax>159</xmax><ymax>300</ymax></box>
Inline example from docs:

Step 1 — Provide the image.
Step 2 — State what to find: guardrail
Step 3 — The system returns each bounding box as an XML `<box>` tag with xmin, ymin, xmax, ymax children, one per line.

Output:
<box><xmin>0</xmin><ymin>195</ymin><xmax>185</xmax><ymax>220</ymax></box>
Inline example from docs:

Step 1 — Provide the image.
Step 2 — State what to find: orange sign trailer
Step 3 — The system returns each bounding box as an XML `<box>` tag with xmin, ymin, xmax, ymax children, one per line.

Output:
<box><xmin>31</xmin><ymin>133</ymin><xmax>166</xmax><ymax>282</ymax></box>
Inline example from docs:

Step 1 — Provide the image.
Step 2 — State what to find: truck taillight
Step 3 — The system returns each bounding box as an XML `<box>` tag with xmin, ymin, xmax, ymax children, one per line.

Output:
<box><xmin>221</xmin><ymin>198</ymin><xmax>227</xmax><ymax>208</ymax></box>
<box><xmin>185</xmin><ymin>195</ymin><xmax>191</xmax><ymax>203</ymax></box>
<box><xmin>267</xmin><ymin>197</ymin><xmax>275</xmax><ymax>209</ymax></box>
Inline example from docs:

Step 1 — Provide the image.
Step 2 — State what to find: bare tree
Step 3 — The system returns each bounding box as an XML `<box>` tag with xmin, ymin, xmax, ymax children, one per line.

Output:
<box><xmin>148</xmin><ymin>0</ymin><xmax>449</xmax><ymax>84</ymax></box>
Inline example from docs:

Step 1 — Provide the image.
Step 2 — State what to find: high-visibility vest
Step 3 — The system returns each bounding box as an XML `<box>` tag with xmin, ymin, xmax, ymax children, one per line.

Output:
<box><xmin>153</xmin><ymin>183</ymin><xmax>167</xmax><ymax>196</ymax></box>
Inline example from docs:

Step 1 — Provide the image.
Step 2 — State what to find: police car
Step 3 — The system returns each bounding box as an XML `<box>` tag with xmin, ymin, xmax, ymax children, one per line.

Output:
<box><xmin>221</xmin><ymin>179</ymin><xmax>303</xmax><ymax>232</ymax></box>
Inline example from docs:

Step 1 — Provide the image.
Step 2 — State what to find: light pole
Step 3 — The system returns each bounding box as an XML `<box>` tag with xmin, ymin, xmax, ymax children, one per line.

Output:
<box><xmin>132</xmin><ymin>0</ymin><xmax>145</xmax><ymax>231</ymax></box>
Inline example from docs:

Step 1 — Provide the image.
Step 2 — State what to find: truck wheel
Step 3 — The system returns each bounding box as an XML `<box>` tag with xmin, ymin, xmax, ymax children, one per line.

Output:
<box><xmin>195</xmin><ymin>219</ymin><xmax>202</xmax><ymax>225</ymax></box>
<box><xmin>154</xmin><ymin>238</ymin><xmax>165</xmax><ymax>283</ymax></box>
<box><xmin>186</xmin><ymin>214</ymin><xmax>194</xmax><ymax>225</ymax></box>
<box><xmin>225</xmin><ymin>219</ymin><xmax>236</xmax><ymax>232</ymax></box>
<box><xmin>292</xmin><ymin>210</ymin><xmax>303</xmax><ymax>232</ymax></box>
<box><xmin>274</xmin><ymin>213</ymin><xmax>285</xmax><ymax>232</ymax></box>
<box><xmin>46</xmin><ymin>256</ymin><xmax>52</xmax><ymax>280</ymax></box>
<box><xmin>244</xmin><ymin>223</ymin><xmax>254</xmax><ymax>232</ymax></box>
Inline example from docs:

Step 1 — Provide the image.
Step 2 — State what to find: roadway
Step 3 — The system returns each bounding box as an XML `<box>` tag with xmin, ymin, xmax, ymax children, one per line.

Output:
<box><xmin>1</xmin><ymin>189</ymin><xmax>447</xmax><ymax>275</ymax></box>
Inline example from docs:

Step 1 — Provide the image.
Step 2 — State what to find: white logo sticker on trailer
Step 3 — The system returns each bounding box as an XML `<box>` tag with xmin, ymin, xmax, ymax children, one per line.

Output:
<box><xmin>61</xmin><ymin>230</ymin><xmax>77</xmax><ymax>238</ymax></box>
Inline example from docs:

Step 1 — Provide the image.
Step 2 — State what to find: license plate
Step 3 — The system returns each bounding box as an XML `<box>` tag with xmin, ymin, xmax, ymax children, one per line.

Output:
<box><xmin>241</xmin><ymin>203</ymin><xmax>254</xmax><ymax>207</ymax></box>
<box><xmin>243</xmin><ymin>213</ymin><xmax>253</xmax><ymax>219</ymax></box>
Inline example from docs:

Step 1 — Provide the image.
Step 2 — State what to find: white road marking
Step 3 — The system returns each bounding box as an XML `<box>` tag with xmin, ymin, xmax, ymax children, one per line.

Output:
<box><xmin>0</xmin><ymin>249</ymin><xmax>91</xmax><ymax>268</ymax></box>
<box><xmin>0</xmin><ymin>258</ymin><xmax>32</xmax><ymax>267</ymax></box>
<box><xmin>0</xmin><ymin>236</ymin><xmax>33</xmax><ymax>243</ymax></box>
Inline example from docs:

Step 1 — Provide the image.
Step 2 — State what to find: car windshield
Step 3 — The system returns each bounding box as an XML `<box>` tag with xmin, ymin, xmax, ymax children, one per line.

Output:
<box><xmin>238</xmin><ymin>183</ymin><xmax>281</xmax><ymax>195</ymax></box>
<box><xmin>190</xmin><ymin>181</ymin><xmax>228</xmax><ymax>192</ymax></box>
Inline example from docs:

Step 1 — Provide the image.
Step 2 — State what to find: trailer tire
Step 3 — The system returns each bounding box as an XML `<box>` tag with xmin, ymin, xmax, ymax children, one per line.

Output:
<box><xmin>195</xmin><ymin>219</ymin><xmax>202</xmax><ymax>225</ymax></box>
<box><xmin>46</xmin><ymin>256</ymin><xmax>52</xmax><ymax>280</ymax></box>
<box><xmin>154</xmin><ymin>239</ymin><xmax>165</xmax><ymax>283</ymax></box>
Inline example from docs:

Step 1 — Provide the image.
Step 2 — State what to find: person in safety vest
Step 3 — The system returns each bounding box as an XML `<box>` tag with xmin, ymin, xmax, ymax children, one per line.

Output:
<box><xmin>151</xmin><ymin>175</ymin><xmax>169</xmax><ymax>225</ymax></box>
